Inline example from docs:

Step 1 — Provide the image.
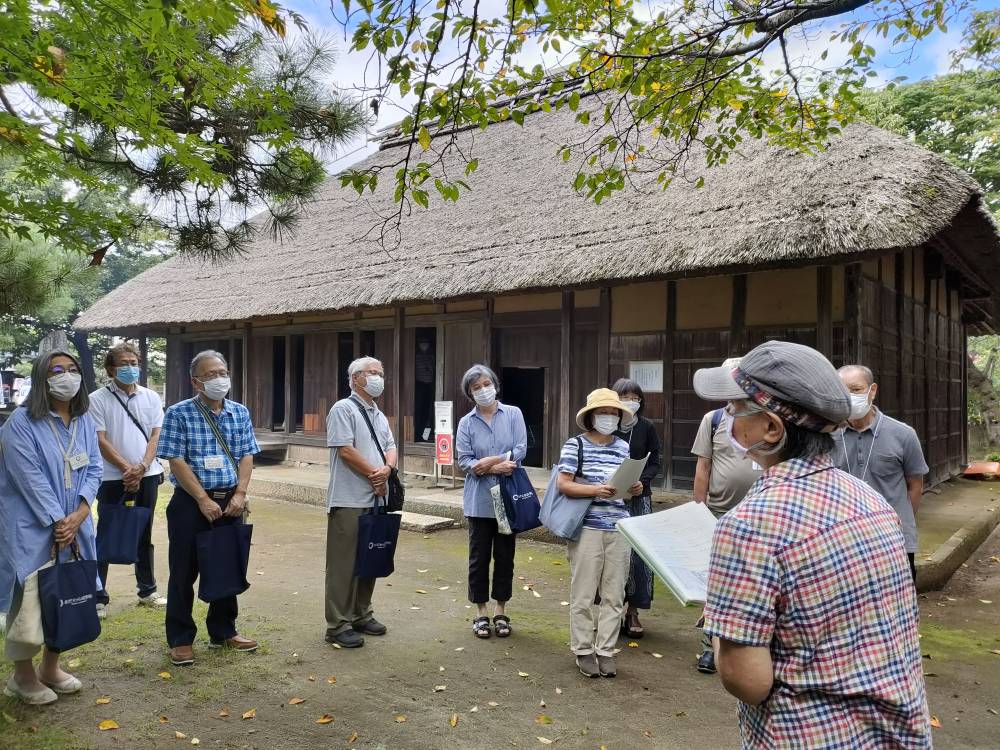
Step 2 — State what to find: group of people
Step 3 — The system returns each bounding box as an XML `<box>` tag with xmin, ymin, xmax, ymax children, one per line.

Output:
<box><xmin>0</xmin><ymin>338</ymin><xmax>933</xmax><ymax>747</ymax></box>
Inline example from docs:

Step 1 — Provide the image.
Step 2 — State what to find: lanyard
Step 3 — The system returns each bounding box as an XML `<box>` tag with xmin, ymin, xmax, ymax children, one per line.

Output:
<box><xmin>46</xmin><ymin>416</ymin><xmax>80</xmax><ymax>490</ymax></box>
<box><xmin>843</xmin><ymin>412</ymin><xmax>883</xmax><ymax>481</ymax></box>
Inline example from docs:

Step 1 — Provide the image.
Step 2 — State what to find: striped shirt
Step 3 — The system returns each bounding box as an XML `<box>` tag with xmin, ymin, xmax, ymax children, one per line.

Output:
<box><xmin>704</xmin><ymin>456</ymin><xmax>930</xmax><ymax>749</ymax></box>
<box><xmin>157</xmin><ymin>397</ymin><xmax>260</xmax><ymax>490</ymax></box>
<box><xmin>557</xmin><ymin>435</ymin><xmax>630</xmax><ymax>531</ymax></box>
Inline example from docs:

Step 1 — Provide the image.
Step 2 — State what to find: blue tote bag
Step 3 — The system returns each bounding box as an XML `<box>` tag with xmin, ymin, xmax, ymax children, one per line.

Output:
<box><xmin>38</xmin><ymin>542</ymin><xmax>101</xmax><ymax>652</ymax></box>
<box><xmin>538</xmin><ymin>437</ymin><xmax>590</xmax><ymax>541</ymax></box>
<box><xmin>354</xmin><ymin>499</ymin><xmax>402</xmax><ymax>579</ymax></box>
<box><xmin>499</xmin><ymin>467</ymin><xmax>542</xmax><ymax>533</ymax></box>
<box><xmin>96</xmin><ymin>496</ymin><xmax>152</xmax><ymax>564</ymax></box>
<box><xmin>196</xmin><ymin>521</ymin><xmax>253</xmax><ymax>602</ymax></box>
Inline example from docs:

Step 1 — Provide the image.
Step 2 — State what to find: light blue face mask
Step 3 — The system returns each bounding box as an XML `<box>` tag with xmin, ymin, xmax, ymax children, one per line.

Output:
<box><xmin>116</xmin><ymin>365</ymin><xmax>141</xmax><ymax>385</ymax></box>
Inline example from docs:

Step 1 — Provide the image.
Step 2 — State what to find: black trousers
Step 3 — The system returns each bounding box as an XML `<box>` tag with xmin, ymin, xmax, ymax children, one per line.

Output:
<box><xmin>908</xmin><ymin>553</ymin><xmax>917</xmax><ymax>583</ymax></box>
<box><xmin>467</xmin><ymin>517</ymin><xmax>516</xmax><ymax>604</ymax></box>
<box><xmin>96</xmin><ymin>474</ymin><xmax>161</xmax><ymax>604</ymax></box>
<box><xmin>165</xmin><ymin>486</ymin><xmax>241</xmax><ymax>648</ymax></box>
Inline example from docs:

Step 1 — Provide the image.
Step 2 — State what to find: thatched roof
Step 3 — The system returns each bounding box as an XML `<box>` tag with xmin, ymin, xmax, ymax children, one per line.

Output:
<box><xmin>76</xmin><ymin>104</ymin><xmax>1000</xmax><ymax>333</ymax></box>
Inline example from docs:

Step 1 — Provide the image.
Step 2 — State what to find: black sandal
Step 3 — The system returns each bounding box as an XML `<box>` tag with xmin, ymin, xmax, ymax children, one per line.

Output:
<box><xmin>623</xmin><ymin>613</ymin><xmax>644</xmax><ymax>639</ymax></box>
<box><xmin>493</xmin><ymin>614</ymin><xmax>512</xmax><ymax>638</ymax></box>
<box><xmin>473</xmin><ymin>616</ymin><xmax>491</xmax><ymax>639</ymax></box>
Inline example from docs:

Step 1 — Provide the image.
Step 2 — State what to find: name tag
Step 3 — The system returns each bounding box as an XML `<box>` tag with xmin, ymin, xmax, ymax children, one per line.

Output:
<box><xmin>204</xmin><ymin>455</ymin><xmax>226</xmax><ymax>470</ymax></box>
<box><xmin>68</xmin><ymin>452</ymin><xmax>90</xmax><ymax>471</ymax></box>
<box><xmin>751</xmin><ymin>461</ymin><xmax>762</xmax><ymax>471</ymax></box>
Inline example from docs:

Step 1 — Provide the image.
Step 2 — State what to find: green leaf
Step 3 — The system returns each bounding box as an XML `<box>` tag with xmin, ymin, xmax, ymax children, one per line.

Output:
<box><xmin>418</xmin><ymin>126</ymin><xmax>431</xmax><ymax>151</ymax></box>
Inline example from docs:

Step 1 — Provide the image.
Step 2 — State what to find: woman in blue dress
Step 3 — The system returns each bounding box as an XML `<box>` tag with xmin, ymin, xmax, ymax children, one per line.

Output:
<box><xmin>0</xmin><ymin>350</ymin><xmax>102</xmax><ymax>705</ymax></box>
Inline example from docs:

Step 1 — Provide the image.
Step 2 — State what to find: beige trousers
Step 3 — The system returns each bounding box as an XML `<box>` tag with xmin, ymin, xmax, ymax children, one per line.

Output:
<box><xmin>324</xmin><ymin>508</ymin><xmax>376</xmax><ymax>635</ymax></box>
<box><xmin>567</xmin><ymin>528</ymin><xmax>630</xmax><ymax>657</ymax></box>
<box><xmin>4</xmin><ymin>566</ymin><xmax>49</xmax><ymax>662</ymax></box>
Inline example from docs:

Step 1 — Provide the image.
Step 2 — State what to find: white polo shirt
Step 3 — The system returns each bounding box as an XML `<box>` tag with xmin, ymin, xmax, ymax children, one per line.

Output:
<box><xmin>89</xmin><ymin>381</ymin><xmax>165</xmax><ymax>481</ymax></box>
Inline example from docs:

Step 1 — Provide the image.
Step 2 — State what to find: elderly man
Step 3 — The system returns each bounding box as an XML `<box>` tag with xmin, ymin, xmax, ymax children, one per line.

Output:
<box><xmin>693</xmin><ymin>341</ymin><xmax>929</xmax><ymax>749</ymax></box>
<box><xmin>324</xmin><ymin>356</ymin><xmax>397</xmax><ymax>648</ymax></box>
<box><xmin>89</xmin><ymin>342</ymin><xmax>165</xmax><ymax>617</ymax></box>
<box><xmin>157</xmin><ymin>350</ymin><xmax>261</xmax><ymax>666</ymax></box>
<box><xmin>834</xmin><ymin>365</ymin><xmax>928</xmax><ymax>581</ymax></box>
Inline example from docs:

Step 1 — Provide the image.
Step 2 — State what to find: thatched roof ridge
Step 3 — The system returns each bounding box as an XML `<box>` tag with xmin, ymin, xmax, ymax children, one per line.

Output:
<box><xmin>76</xmin><ymin>105</ymin><xmax>999</xmax><ymax>332</ymax></box>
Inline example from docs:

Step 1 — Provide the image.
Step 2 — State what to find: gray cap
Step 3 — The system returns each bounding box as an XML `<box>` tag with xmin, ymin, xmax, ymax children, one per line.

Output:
<box><xmin>693</xmin><ymin>341</ymin><xmax>851</xmax><ymax>431</ymax></box>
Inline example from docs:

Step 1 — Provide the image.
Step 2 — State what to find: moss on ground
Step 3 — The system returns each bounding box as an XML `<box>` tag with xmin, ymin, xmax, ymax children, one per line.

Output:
<box><xmin>919</xmin><ymin>620</ymin><xmax>1000</xmax><ymax>662</ymax></box>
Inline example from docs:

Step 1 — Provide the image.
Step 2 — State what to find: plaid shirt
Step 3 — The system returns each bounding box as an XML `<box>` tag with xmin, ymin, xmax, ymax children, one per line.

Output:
<box><xmin>704</xmin><ymin>456</ymin><xmax>930</xmax><ymax>749</ymax></box>
<box><xmin>157</xmin><ymin>397</ymin><xmax>260</xmax><ymax>490</ymax></box>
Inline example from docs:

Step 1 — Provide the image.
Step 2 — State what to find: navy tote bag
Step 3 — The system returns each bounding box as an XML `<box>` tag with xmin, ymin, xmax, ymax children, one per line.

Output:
<box><xmin>96</xmin><ymin>496</ymin><xmax>152</xmax><ymax>564</ymax></box>
<box><xmin>499</xmin><ymin>467</ymin><xmax>542</xmax><ymax>533</ymax></box>
<box><xmin>354</xmin><ymin>499</ymin><xmax>402</xmax><ymax>579</ymax></box>
<box><xmin>196</xmin><ymin>520</ymin><xmax>253</xmax><ymax>602</ymax></box>
<box><xmin>38</xmin><ymin>542</ymin><xmax>101</xmax><ymax>652</ymax></box>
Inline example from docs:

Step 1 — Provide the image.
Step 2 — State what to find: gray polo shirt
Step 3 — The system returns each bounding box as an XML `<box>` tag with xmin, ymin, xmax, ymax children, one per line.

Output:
<box><xmin>832</xmin><ymin>410</ymin><xmax>928</xmax><ymax>553</ymax></box>
<box><xmin>326</xmin><ymin>393</ymin><xmax>396</xmax><ymax>509</ymax></box>
<box><xmin>691</xmin><ymin>409</ymin><xmax>763</xmax><ymax>517</ymax></box>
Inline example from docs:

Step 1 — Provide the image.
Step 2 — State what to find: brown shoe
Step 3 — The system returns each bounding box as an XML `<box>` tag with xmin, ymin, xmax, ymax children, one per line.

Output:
<box><xmin>208</xmin><ymin>634</ymin><xmax>259</xmax><ymax>652</ymax></box>
<box><xmin>170</xmin><ymin>645</ymin><xmax>195</xmax><ymax>666</ymax></box>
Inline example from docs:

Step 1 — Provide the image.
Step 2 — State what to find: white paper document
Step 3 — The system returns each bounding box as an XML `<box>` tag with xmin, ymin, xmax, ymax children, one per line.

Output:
<box><xmin>608</xmin><ymin>453</ymin><xmax>649</xmax><ymax>495</ymax></box>
<box><xmin>616</xmin><ymin>501</ymin><xmax>718</xmax><ymax>606</ymax></box>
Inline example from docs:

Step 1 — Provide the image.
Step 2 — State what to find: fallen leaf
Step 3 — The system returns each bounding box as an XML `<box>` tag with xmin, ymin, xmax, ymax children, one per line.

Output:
<box><xmin>417</xmin><ymin>569</ymin><xmax>429</xmax><ymax>573</ymax></box>
<box><xmin>454</xmin><ymin>647</ymin><xmax>465</xmax><ymax>652</ymax></box>
<box><xmin>518</xmin><ymin>671</ymin><xmax>530</xmax><ymax>677</ymax></box>
<box><xmin>175</xmin><ymin>731</ymin><xmax>188</xmax><ymax>739</ymax></box>
<box><xmin>308</xmin><ymin>675</ymin><xmax>316</xmax><ymax>682</ymax></box>
<box><xmin>988</xmin><ymin>708</ymin><xmax>999</xmax><ymax>716</ymax></box>
<box><xmin>676</xmin><ymin>711</ymin><xmax>688</xmax><ymax>717</ymax></box>
<box><xmin>394</xmin><ymin>715</ymin><xmax>407</xmax><ymax>723</ymax></box>
<box><xmin>95</xmin><ymin>696</ymin><xmax>111</xmax><ymax>705</ymax></box>
<box><xmin>129</xmin><ymin>645</ymin><xmax>138</xmax><ymax>652</ymax></box>
<box><xmin>627</xmin><ymin>641</ymin><xmax>640</xmax><ymax>648</ymax></box>
<box><xmin>191</xmin><ymin>740</ymin><xmax>200</xmax><ymax>746</ymax></box>
<box><xmin>990</xmin><ymin>650</ymin><xmax>1000</xmax><ymax>656</ymax></box>
<box><xmin>242</xmin><ymin>708</ymin><xmax>256</xmax><ymax>720</ymax></box>
<box><xmin>537</xmin><ymin>738</ymin><xmax>553</xmax><ymax>745</ymax></box>
<box><xmin>488</xmin><ymin>701</ymin><xmax>500</xmax><ymax>707</ymax></box>
<box><xmin>218</xmin><ymin>708</ymin><xmax>230</xmax><ymax>718</ymax></box>
<box><xmin>990</xmin><ymin>556</ymin><xmax>999</xmax><ymax>563</ymax></box>
<box><xmin>980</xmin><ymin>600</ymin><xmax>993</xmax><ymax>604</ymax></box>
<box><xmin>555</xmin><ymin>688</ymin><xmax>563</xmax><ymax>695</ymax></box>
<box><xmin>159</xmin><ymin>715</ymin><xmax>169</xmax><ymax>723</ymax></box>
<box><xmin>535</xmin><ymin>714</ymin><xmax>553</xmax><ymax>725</ymax></box>
<box><xmin>415</xmin><ymin>589</ymin><xmax>428</xmax><ymax>594</ymax></box>
<box><xmin>449</xmin><ymin>713</ymin><xmax>459</xmax><ymax>727</ymax></box>
<box><xmin>158</xmin><ymin>671</ymin><xmax>172</xmax><ymax>679</ymax></box>
<box><xmin>315</xmin><ymin>714</ymin><xmax>335</xmax><ymax>725</ymax></box>
<box><xmin>0</xmin><ymin>712</ymin><xmax>15</xmax><ymax>724</ymax></box>
<box><xmin>470</xmin><ymin>706</ymin><xmax>479</xmax><ymax>713</ymax></box>
<box><xmin>327</xmin><ymin>676</ymin><xmax>338</xmax><ymax>684</ymax></box>
<box><xmin>410</xmin><ymin>606</ymin><xmax>421</xmax><ymax>611</ymax></box>
<box><xmin>332</xmin><ymin>642</ymin><xmax>343</xmax><ymax>649</ymax></box>
<box><xmin>643</xmin><ymin>729</ymin><xmax>653</xmax><ymax>738</ymax></box>
<box><xmin>289</xmin><ymin>697</ymin><xmax>305</xmax><ymax>705</ymax></box>
<box><xmin>652</xmin><ymin>653</ymin><xmax>663</xmax><ymax>658</ymax></box>
<box><xmin>438</xmin><ymin>586</ymin><xmax>450</xmax><ymax>590</ymax></box>
<box><xmin>98</xmin><ymin>720</ymin><xmax>119</xmax><ymax>731</ymax></box>
<box><xmin>601</xmin><ymin>746</ymin><xmax>609</xmax><ymax>750</ymax></box>
<box><xmin>347</xmin><ymin>730</ymin><xmax>359</xmax><ymax>742</ymax></box>
<box><xmin>67</xmin><ymin>658</ymin><xmax>81</xmax><ymax>668</ymax></box>
<box><xmin>559</xmin><ymin>601</ymin><xmax>569</xmax><ymax>606</ymax></box>
<box><xmin>439</xmin><ymin>666</ymin><xmax>445</xmax><ymax>672</ymax></box>
<box><xmin>532</xmin><ymin>590</ymin><xmax>541</xmax><ymax>598</ymax></box>
<box><xmin>434</xmin><ymin>685</ymin><xmax>447</xmax><ymax>692</ymax></box>
<box><xmin>552</xmin><ymin>560</ymin><xmax>563</xmax><ymax>565</ymax></box>
<box><xmin>539</xmin><ymin>699</ymin><xmax>546</xmax><ymax>707</ymax></box>
<box><xmin>255</xmin><ymin>571</ymin><xmax>264</xmax><ymax>576</ymax></box>
<box><xmin>930</xmin><ymin>716</ymin><xmax>942</xmax><ymax>728</ymax></box>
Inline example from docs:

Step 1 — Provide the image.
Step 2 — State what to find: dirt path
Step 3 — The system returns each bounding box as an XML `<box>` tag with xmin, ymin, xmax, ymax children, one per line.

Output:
<box><xmin>2</xmin><ymin>496</ymin><xmax>999</xmax><ymax>749</ymax></box>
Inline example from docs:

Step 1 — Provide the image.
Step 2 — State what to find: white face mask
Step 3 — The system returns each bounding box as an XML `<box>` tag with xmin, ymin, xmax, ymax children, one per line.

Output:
<box><xmin>621</xmin><ymin>399</ymin><xmax>641</xmax><ymax>415</ymax></box>
<box><xmin>199</xmin><ymin>376</ymin><xmax>231</xmax><ymax>401</ymax></box>
<box><xmin>48</xmin><ymin>372</ymin><xmax>82</xmax><ymax>402</ymax></box>
<box><xmin>473</xmin><ymin>386</ymin><xmax>496</xmax><ymax>407</ymax></box>
<box><xmin>848</xmin><ymin>387</ymin><xmax>873</xmax><ymax>420</ymax></box>
<box><xmin>363</xmin><ymin>374</ymin><xmax>385</xmax><ymax>398</ymax></box>
<box><xmin>727</xmin><ymin>413</ymin><xmax>785</xmax><ymax>459</ymax></box>
<box><xmin>593</xmin><ymin>414</ymin><xmax>620</xmax><ymax>435</ymax></box>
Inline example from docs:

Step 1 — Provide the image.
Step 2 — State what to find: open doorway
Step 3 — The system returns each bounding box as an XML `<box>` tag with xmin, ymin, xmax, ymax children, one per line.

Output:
<box><xmin>501</xmin><ymin>367</ymin><xmax>546</xmax><ymax>467</ymax></box>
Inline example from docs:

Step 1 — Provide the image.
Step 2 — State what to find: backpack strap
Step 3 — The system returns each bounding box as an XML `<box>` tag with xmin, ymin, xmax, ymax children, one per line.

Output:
<box><xmin>108</xmin><ymin>386</ymin><xmax>149</xmax><ymax>442</ymax></box>
<box><xmin>710</xmin><ymin>408</ymin><xmax>724</xmax><ymax>434</ymax></box>
<box><xmin>574</xmin><ymin>436</ymin><xmax>584</xmax><ymax>479</ymax></box>
<box><xmin>193</xmin><ymin>398</ymin><xmax>238</xmax><ymax>475</ymax></box>
<box><xmin>350</xmin><ymin>398</ymin><xmax>388</xmax><ymax>464</ymax></box>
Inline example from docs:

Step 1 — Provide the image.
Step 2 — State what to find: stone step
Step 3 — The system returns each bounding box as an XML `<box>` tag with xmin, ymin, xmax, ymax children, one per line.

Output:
<box><xmin>399</xmin><ymin>512</ymin><xmax>456</xmax><ymax>533</ymax></box>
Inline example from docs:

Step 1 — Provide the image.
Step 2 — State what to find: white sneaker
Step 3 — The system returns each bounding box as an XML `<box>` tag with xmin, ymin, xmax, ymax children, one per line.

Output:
<box><xmin>4</xmin><ymin>677</ymin><xmax>58</xmax><ymax>705</ymax></box>
<box><xmin>138</xmin><ymin>593</ymin><xmax>167</xmax><ymax>607</ymax></box>
<box><xmin>96</xmin><ymin>603</ymin><xmax>108</xmax><ymax>619</ymax></box>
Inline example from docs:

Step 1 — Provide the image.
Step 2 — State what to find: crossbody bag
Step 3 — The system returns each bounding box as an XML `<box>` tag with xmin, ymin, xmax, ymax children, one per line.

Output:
<box><xmin>193</xmin><ymin>398</ymin><xmax>249</xmax><ymax>518</ymax></box>
<box><xmin>349</xmin><ymin>399</ymin><xmax>405</xmax><ymax>512</ymax></box>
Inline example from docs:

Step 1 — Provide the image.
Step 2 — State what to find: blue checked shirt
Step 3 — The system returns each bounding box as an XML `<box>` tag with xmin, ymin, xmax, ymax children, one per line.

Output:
<box><xmin>157</xmin><ymin>397</ymin><xmax>260</xmax><ymax>490</ymax></box>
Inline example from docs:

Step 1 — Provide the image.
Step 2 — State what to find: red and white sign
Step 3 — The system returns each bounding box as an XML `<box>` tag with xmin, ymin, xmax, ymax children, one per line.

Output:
<box><xmin>435</xmin><ymin>433</ymin><xmax>453</xmax><ymax>466</ymax></box>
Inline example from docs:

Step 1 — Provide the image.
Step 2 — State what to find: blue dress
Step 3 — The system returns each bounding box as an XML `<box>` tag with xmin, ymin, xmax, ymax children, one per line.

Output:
<box><xmin>456</xmin><ymin>402</ymin><xmax>527</xmax><ymax>518</ymax></box>
<box><xmin>0</xmin><ymin>407</ymin><xmax>102</xmax><ymax>612</ymax></box>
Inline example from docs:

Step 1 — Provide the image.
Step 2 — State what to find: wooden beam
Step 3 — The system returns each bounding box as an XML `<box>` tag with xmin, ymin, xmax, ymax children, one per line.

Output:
<box><xmin>352</xmin><ymin>310</ymin><xmax>361</xmax><ymax>360</ymax></box>
<box><xmin>241</xmin><ymin>323</ymin><xmax>251</xmax><ymax>405</ymax></box>
<box><xmin>894</xmin><ymin>253</ymin><xmax>905</xmax><ymax>414</ymax></box>
<box><xmin>138</xmin><ymin>335</ymin><xmax>149</xmax><ymax>387</ymax></box>
<box><xmin>484</xmin><ymin>297</ymin><xmax>494</xmax><ymax>365</ymax></box>
<box><xmin>560</xmin><ymin>291</ymin><xmax>574</xmax><ymax>446</ymax></box>
<box><xmin>663</xmin><ymin>280</ymin><xmax>676</xmax><ymax>490</ymax></box>
<box><xmin>393</xmin><ymin>307</ymin><xmax>405</xmax><ymax>475</ymax></box>
<box><xmin>844</xmin><ymin>263</ymin><xmax>863</xmax><ymax>364</ymax></box>
<box><xmin>816</xmin><ymin>266</ymin><xmax>833</xmax><ymax>359</ymax></box>
<box><xmin>598</xmin><ymin>287</ymin><xmax>611</xmax><ymax>387</ymax></box>
<box><xmin>284</xmin><ymin>334</ymin><xmax>293</xmax><ymax>435</ymax></box>
<box><xmin>730</xmin><ymin>274</ymin><xmax>747</xmax><ymax>356</ymax></box>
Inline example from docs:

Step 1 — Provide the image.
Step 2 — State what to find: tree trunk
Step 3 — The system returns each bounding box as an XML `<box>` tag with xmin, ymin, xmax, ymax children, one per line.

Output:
<box><xmin>72</xmin><ymin>328</ymin><xmax>98</xmax><ymax>394</ymax></box>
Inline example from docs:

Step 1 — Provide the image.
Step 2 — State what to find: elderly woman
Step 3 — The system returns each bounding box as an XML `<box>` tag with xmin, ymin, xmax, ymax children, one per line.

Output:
<box><xmin>455</xmin><ymin>365</ymin><xmax>527</xmax><ymax>640</ymax></box>
<box><xmin>557</xmin><ymin>388</ymin><xmax>643</xmax><ymax>679</ymax></box>
<box><xmin>0</xmin><ymin>350</ymin><xmax>102</xmax><ymax>705</ymax></box>
<box><xmin>611</xmin><ymin>378</ymin><xmax>661</xmax><ymax>639</ymax></box>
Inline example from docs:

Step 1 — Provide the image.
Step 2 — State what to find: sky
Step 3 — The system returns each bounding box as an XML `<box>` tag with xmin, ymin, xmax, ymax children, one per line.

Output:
<box><xmin>280</xmin><ymin>0</ymin><xmax>1000</xmax><ymax>172</ymax></box>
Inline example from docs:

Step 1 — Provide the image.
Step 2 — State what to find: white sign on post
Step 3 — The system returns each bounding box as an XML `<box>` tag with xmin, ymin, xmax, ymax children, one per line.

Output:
<box><xmin>629</xmin><ymin>361</ymin><xmax>663</xmax><ymax>393</ymax></box>
<box><xmin>434</xmin><ymin>401</ymin><xmax>454</xmax><ymax>436</ymax></box>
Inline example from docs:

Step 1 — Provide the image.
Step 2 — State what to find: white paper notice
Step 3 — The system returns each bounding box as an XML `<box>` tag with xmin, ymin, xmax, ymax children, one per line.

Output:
<box><xmin>608</xmin><ymin>453</ymin><xmax>649</xmax><ymax>496</ymax></box>
<box><xmin>616</xmin><ymin>502</ymin><xmax>718</xmax><ymax>606</ymax></box>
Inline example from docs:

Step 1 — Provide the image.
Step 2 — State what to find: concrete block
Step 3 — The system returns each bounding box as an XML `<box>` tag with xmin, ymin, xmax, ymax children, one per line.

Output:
<box><xmin>917</xmin><ymin>505</ymin><xmax>1000</xmax><ymax>592</ymax></box>
<box><xmin>399</xmin><ymin>512</ymin><xmax>456</xmax><ymax>532</ymax></box>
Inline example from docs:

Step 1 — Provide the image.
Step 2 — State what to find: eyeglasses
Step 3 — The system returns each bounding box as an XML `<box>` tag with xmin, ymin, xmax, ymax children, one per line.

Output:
<box><xmin>198</xmin><ymin>369</ymin><xmax>229</xmax><ymax>380</ymax></box>
<box><xmin>725</xmin><ymin>401</ymin><xmax>765</xmax><ymax>418</ymax></box>
<box><xmin>357</xmin><ymin>370</ymin><xmax>383</xmax><ymax>377</ymax></box>
<box><xmin>49</xmin><ymin>364</ymin><xmax>80</xmax><ymax>375</ymax></box>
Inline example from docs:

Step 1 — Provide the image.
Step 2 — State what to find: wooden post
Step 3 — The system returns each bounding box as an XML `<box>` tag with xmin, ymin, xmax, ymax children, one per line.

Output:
<box><xmin>393</xmin><ymin>307</ymin><xmax>405</xmax><ymax>476</ymax></box>
<box><xmin>353</xmin><ymin>311</ymin><xmax>361</xmax><ymax>359</ymax></box>
<box><xmin>241</xmin><ymin>323</ymin><xmax>251</xmax><ymax>406</ymax></box>
<box><xmin>730</xmin><ymin>274</ymin><xmax>747</xmax><ymax>357</ymax></box>
<box><xmin>560</xmin><ymin>291</ymin><xmax>574</xmax><ymax>448</ymax></box>
<box><xmin>894</xmin><ymin>253</ymin><xmax>905</xmax><ymax>413</ymax></box>
<box><xmin>484</xmin><ymin>297</ymin><xmax>494</xmax><ymax>365</ymax></box>
<box><xmin>598</xmin><ymin>287</ymin><xmax>611</xmax><ymax>387</ymax></box>
<box><xmin>663</xmin><ymin>280</ymin><xmax>676</xmax><ymax>490</ymax></box>
<box><xmin>816</xmin><ymin>267</ymin><xmax>833</xmax><ymax>359</ymax></box>
<box><xmin>844</xmin><ymin>263</ymin><xmax>863</xmax><ymax>364</ymax></box>
<box><xmin>284</xmin><ymin>334</ymin><xmax>293</xmax><ymax>435</ymax></box>
<box><xmin>138</xmin><ymin>334</ymin><xmax>149</xmax><ymax>387</ymax></box>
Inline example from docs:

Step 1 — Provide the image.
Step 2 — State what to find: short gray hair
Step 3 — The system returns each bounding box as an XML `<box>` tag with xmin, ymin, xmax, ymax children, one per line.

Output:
<box><xmin>838</xmin><ymin>364</ymin><xmax>875</xmax><ymax>386</ymax></box>
<box><xmin>190</xmin><ymin>349</ymin><xmax>228</xmax><ymax>377</ymax></box>
<box><xmin>27</xmin><ymin>349</ymin><xmax>90</xmax><ymax>420</ymax></box>
<box><xmin>461</xmin><ymin>364</ymin><xmax>500</xmax><ymax>401</ymax></box>
<box><xmin>348</xmin><ymin>356</ymin><xmax>382</xmax><ymax>377</ymax></box>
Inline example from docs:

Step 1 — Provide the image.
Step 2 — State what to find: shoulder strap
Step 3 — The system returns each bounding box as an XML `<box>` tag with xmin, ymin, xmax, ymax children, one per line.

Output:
<box><xmin>574</xmin><ymin>436</ymin><xmax>583</xmax><ymax>479</ymax></box>
<box><xmin>193</xmin><ymin>398</ymin><xmax>238</xmax><ymax>473</ymax></box>
<box><xmin>108</xmin><ymin>386</ymin><xmax>149</xmax><ymax>442</ymax></box>
<box><xmin>711</xmin><ymin>408</ymin><xmax>724</xmax><ymax>434</ymax></box>
<box><xmin>350</xmin><ymin>398</ymin><xmax>387</xmax><ymax>464</ymax></box>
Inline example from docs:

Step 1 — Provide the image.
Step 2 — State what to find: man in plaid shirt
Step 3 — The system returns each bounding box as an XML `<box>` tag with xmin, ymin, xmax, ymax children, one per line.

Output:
<box><xmin>693</xmin><ymin>341</ymin><xmax>930</xmax><ymax>749</ymax></box>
